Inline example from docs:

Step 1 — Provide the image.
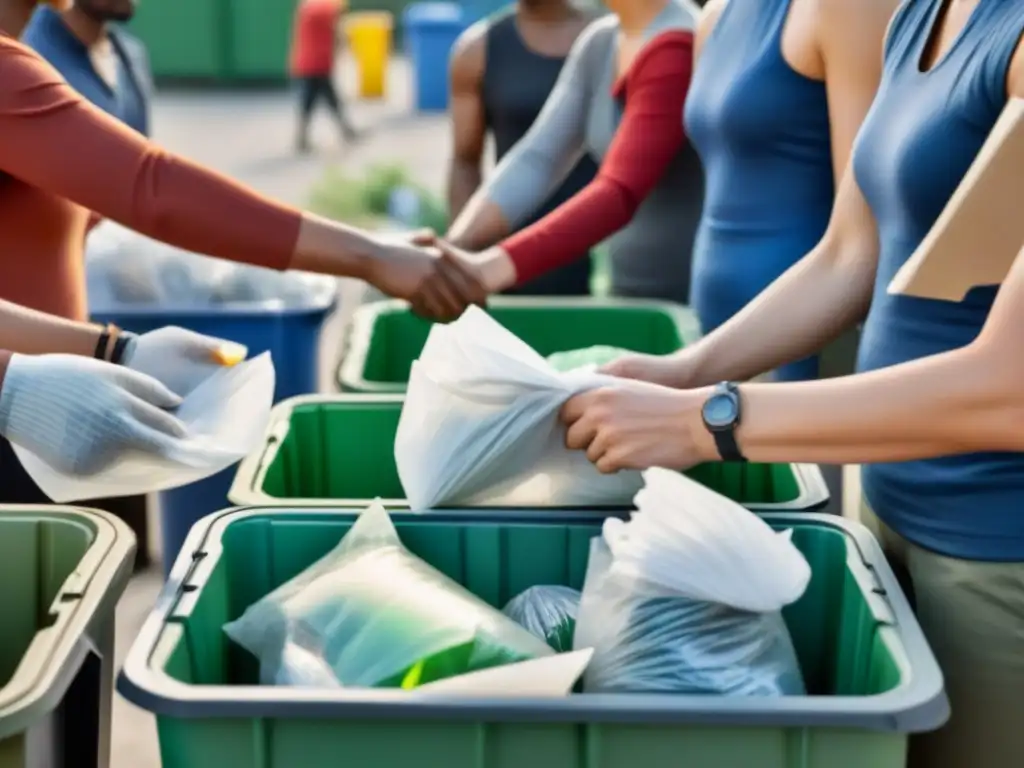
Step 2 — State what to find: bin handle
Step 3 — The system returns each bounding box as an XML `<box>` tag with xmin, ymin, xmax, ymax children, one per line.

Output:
<box><xmin>250</xmin><ymin>417</ymin><xmax>292</xmax><ymax>492</ymax></box>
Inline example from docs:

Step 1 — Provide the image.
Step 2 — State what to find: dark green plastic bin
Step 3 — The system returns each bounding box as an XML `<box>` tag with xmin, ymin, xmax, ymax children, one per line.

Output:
<box><xmin>230</xmin><ymin>395</ymin><xmax>829</xmax><ymax>511</ymax></box>
<box><xmin>117</xmin><ymin>507</ymin><xmax>948</xmax><ymax>768</ymax></box>
<box><xmin>0</xmin><ymin>508</ymin><xmax>136</xmax><ymax>768</ymax></box>
<box><xmin>337</xmin><ymin>297</ymin><xmax>701</xmax><ymax>394</ymax></box>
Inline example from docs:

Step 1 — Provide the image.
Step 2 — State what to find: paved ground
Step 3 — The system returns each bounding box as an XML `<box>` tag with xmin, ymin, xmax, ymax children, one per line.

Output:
<box><xmin>111</xmin><ymin>56</ymin><xmax>450</xmax><ymax>768</ymax></box>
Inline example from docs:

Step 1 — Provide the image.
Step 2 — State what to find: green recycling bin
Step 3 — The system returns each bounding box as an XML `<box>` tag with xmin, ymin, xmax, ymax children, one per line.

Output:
<box><xmin>0</xmin><ymin>508</ymin><xmax>135</xmax><ymax>768</ymax></box>
<box><xmin>337</xmin><ymin>297</ymin><xmax>701</xmax><ymax>394</ymax></box>
<box><xmin>117</xmin><ymin>507</ymin><xmax>948</xmax><ymax>768</ymax></box>
<box><xmin>229</xmin><ymin>395</ymin><xmax>829</xmax><ymax>511</ymax></box>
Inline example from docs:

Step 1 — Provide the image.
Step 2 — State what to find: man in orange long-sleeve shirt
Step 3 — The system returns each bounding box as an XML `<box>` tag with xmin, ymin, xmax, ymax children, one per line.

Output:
<box><xmin>290</xmin><ymin>0</ymin><xmax>359</xmax><ymax>152</ymax></box>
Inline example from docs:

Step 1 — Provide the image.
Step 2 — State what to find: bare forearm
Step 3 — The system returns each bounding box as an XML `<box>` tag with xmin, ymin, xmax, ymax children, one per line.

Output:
<box><xmin>289</xmin><ymin>212</ymin><xmax>377</xmax><ymax>278</ymax></box>
<box><xmin>447</xmin><ymin>161</ymin><xmax>483</xmax><ymax>220</ymax></box>
<box><xmin>735</xmin><ymin>345</ymin><xmax>1022</xmax><ymax>464</ymax></box>
<box><xmin>686</xmin><ymin>244</ymin><xmax>874</xmax><ymax>385</ymax></box>
<box><xmin>445</xmin><ymin>194</ymin><xmax>512</xmax><ymax>251</ymax></box>
<box><xmin>0</xmin><ymin>300</ymin><xmax>101</xmax><ymax>357</ymax></box>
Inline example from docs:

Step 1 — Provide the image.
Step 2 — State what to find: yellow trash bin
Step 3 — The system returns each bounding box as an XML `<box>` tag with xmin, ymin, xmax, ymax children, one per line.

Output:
<box><xmin>345</xmin><ymin>11</ymin><xmax>393</xmax><ymax>99</ymax></box>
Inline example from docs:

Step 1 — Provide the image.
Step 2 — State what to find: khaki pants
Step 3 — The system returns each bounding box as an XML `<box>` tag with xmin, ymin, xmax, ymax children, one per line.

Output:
<box><xmin>859</xmin><ymin>503</ymin><xmax>1024</xmax><ymax>768</ymax></box>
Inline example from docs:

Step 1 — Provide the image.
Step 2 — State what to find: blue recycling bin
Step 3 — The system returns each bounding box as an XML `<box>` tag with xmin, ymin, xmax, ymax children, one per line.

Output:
<box><xmin>92</xmin><ymin>293</ymin><xmax>337</xmax><ymax>578</ymax></box>
<box><xmin>403</xmin><ymin>2</ymin><xmax>466</xmax><ymax>111</ymax></box>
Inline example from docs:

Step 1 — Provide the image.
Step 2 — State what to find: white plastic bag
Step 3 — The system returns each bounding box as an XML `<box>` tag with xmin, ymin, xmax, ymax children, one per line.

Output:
<box><xmin>13</xmin><ymin>353</ymin><xmax>275</xmax><ymax>502</ymax></box>
<box><xmin>85</xmin><ymin>221</ymin><xmax>337</xmax><ymax>309</ymax></box>
<box><xmin>573</xmin><ymin>468</ymin><xmax>811</xmax><ymax>696</ymax></box>
<box><xmin>394</xmin><ymin>306</ymin><xmax>644</xmax><ymax>509</ymax></box>
<box><xmin>224</xmin><ymin>502</ymin><xmax>554</xmax><ymax>689</ymax></box>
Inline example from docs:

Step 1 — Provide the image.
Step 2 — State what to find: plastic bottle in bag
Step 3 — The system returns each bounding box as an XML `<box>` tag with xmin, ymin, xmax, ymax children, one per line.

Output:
<box><xmin>224</xmin><ymin>503</ymin><xmax>554</xmax><ymax>688</ymax></box>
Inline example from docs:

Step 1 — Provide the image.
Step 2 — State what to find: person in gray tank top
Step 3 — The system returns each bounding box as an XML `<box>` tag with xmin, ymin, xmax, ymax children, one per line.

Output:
<box><xmin>447</xmin><ymin>1</ymin><xmax>599</xmax><ymax>295</ymax></box>
<box><xmin>420</xmin><ymin>0</ymin><xmax>703</xmax><ymax>304</ymax></box>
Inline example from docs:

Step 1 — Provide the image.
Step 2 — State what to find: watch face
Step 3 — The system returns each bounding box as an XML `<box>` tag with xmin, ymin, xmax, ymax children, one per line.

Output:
<box><xmin>703</xmin><ymin>393</ymin><xmax>737</xmax><ymax>428</ymax></box>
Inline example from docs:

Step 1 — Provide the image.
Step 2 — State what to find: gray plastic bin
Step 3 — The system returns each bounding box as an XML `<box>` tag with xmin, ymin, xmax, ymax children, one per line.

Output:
<box><xmin>0</xmin><ymin>507</ymin><xmax>135</xmax><ymax>768</ymax></box>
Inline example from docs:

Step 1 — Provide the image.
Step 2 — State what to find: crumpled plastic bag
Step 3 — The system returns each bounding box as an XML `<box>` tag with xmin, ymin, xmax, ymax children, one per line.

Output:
<box><xmin>223</xmin><ymin>502</ymin><xmax>554</xmax><ymax>688</ymax></box>
<box><xmin>394</xmin><ymin>306</ymin><xmax>644</xmax><ymax>509</ymax></box>
<box><xmin>503</xmin><ymin>586</ymin><xmax>581</xmax><ymax>652</ymax></box>
<box><xmin>85</xmin><ymin>221</ymin><xmax>336</xmax><ymax>309</ymax></box>
<box><xmin>546</xmin><ymin>346</ymin><xmax>633</xmax><ymax>373</ymax></box>
<box><xmin>573</xmin><ymin>468</ymin><xmax>810</xmax><ymax>696</ymax></box>
<box><xmin>13</xmin><ymin>353</ymin><xmax>275</xmax><ymax>503</ymax></box>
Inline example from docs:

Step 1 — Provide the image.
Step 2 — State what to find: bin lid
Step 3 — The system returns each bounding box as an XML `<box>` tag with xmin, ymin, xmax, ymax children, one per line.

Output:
<box><xmin>403</xmin><ymin>2</ymin><xmax>463</xmax><ymax>26</ymax></box>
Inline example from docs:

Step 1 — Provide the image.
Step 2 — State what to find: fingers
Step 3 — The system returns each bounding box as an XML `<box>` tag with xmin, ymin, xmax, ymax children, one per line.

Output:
<box><xmin>125</xmin><ymin>396</ymin><xmax>189</xmax><ymax>439</ymax></box>
<box><xmin>209</xmin><ymin>342</ymin><xmax>248</xmax><ymax>366</ymax></box>
<box><xmin>113</xmin><ymin>367</ymin><xmax>183</xmax><ymax>410</ymax></box>
<box><xmin>408</xmin><ymin>228</ymin><xmax>437</xmax><ymax>247</ymax></box>
<box><xmin>436</xmin><ymin>243</ymin><xmax>488</xmax><ymax>307</ymax></box>
<box><xmin>409</xmin><ymin>243</ymin><xmax>489</xmax><ymax>322</ymax></box>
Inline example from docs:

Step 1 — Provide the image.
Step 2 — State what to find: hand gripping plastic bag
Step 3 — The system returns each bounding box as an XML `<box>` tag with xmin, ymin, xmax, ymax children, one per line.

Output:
<box><xmin>14</xmin><ymin>353</ymin><xmax>275</xmax><ymax>502</ymax></box>
<box><xmin>223</xmin><ymin>502</ymin><xmax>554</xmax><ymax>688</ymax></box>
<box><xmin>394</xmin><ymin>306</ymin><xmax>644</xmax><ymax>509</ymax></box>
<box><xmin>573</xmin><ymin>468</ymin><xmax>811</xmax><ymax>696</ymax></box>
<box><xmin>546</xmin><ymin>346</ymin><xmax>633</xmax><ymax>373</ymax></box>
<box><xmin>503</xmin><ymin>586</ymin><xmax>581</xmax><ymax>652</ymax></box>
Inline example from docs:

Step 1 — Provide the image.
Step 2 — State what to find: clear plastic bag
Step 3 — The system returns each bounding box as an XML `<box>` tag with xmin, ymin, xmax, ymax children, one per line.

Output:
<box><xmin>546</xmin><ymin>346</ymin><xmax>633</xmax><ymax>373</ymax></box>
<box><xmin>223</xmin><ymin>502</ymin><xmax>554</xmax><ymax>688</ymax></box>
<box><xmin>573</xmin><ymin>468</ymin><xmax>810</xmax><ymax>696</ymax></box>
<box><xmin>394</xmin><ymin>306</ymin><xmax>644</xmax><ymax>509</ymax></box>
<box><xmin>503</xmin><ymin>586</ymin><xmax>581</xmax><ymax>652</ymax></box>
<box><xmin>85</xmin><ymin>222</ymin><xmax>336</xmax><ymax>309</ymax></box>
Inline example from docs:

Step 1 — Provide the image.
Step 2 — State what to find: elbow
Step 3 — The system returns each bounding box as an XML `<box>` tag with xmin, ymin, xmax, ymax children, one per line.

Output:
<box><xmin>958</xmin><ymin>343</ymin><xmax>1024</xmax><ymax>453</ymax></box>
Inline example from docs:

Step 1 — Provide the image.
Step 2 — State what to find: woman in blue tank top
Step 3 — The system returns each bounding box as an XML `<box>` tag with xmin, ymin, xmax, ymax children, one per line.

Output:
<box><xmin>564</xmin><ymin>2</ymin><xmax>1024</xmax><ymax>765</ymax></box>
<box><xmin>683</xmin><ymin>0</ymin><xmax>896</xmax><ymax>380</ymax></box>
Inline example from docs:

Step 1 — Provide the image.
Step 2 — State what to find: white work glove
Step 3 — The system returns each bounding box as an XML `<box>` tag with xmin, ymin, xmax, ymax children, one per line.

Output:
<box><xmin>121</xmin><ymin>326</ymin><xmax>248</xmax><ymax>397</ymax></box>
<box><xmin>0</xmin><ymin>354</ymin><xmax>187</xmax><ymax>476</ymax></box>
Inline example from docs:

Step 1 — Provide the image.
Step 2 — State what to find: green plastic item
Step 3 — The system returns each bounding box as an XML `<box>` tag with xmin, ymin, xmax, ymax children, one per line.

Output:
<box><xmin>337</xmin><ymin>297</ymin><xmax>701</xmax><ymax>394</ymax></box>
<box><xmin>546</xmin><ymin>346</ymin><xmax>633</xmax><ymax>372</ymax></box>
<box><xmin>117</xmin><ymin>508</ymin><xmax>948</xmax><ymax>768</ymax></box>
<box><xmin>229</xmin><ymin>395</ymin><xmax>830</xmax><ymax>512</ymax></box>
<box><xmin>0</xmin><ymin>508</ymin><xmax>136</xmax><ymax>768</ymax></box>
<box><xmin>222</xmin><ymin>504</ymin><xmax>552</xmax><ymax>689</ymax></box>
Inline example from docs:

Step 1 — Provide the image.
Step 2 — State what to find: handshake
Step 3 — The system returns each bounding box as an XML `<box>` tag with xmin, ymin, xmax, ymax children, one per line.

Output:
<box><xmin>365</xmin><ymin>229</ymin><xmax>517</xmax><ymax>322</ymax></box>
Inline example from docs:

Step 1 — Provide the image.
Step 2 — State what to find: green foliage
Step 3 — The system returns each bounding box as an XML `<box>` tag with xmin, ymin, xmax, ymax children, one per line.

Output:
<box><xmin>308</xmin><ymin>163</ymin><xmax>449</xmax><ymax>232</ymax></box>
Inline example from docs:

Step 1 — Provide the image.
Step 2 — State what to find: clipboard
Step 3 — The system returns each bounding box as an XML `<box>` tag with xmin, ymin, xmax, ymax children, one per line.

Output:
<box><xmin>888</xmin><ymin>99</ymin><xmax>1024</xmax><ymax>301</ymax></box>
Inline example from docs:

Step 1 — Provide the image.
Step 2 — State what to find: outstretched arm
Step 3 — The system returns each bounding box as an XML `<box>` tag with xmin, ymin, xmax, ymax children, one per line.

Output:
<box><xmin>445</xmin><ymin>19</ymin><xmax>606</xmax><ymax>250</ymax></box>
<box><xmin>447</xmin><ymin>23</ymin><xmax>488</xmax><ymax>218</ymax></box>
<box><xmin>496</xmin><ymin>32</ymin><xmax>692</xmax><ymax>286</ymax></box>
<box><xmin>561</xmin><ymin>240</ymin><xmax>1024</xmax><ymax>472</ymax></box>
<box><xmin>0</xmin><ymin>36</ymin><xmax>379</xmax><ymax>280</ymax></box>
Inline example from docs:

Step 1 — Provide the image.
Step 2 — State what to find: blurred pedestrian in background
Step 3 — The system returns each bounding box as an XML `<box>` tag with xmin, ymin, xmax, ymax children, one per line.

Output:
<box><xmin>290</xmin><ymin>0</ymin><xmax>360</xmax><ymax>153</ymax></box>
<box><xmin>446</xmin><ymin>0</ymin><xmax>599</xmax><ymax>296</ymax></box>
<box><xmin>24</xmin><ymin>0</ymin><xmax>156</xmax><ymax>566</ymax></box>
<box><xmin>424</xmin><ymin>0</ymin><xmax>704</xmax><ymax>306</ymax></box>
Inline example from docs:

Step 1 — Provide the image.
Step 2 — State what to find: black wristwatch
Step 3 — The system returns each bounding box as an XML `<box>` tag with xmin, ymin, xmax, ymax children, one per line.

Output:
<box><xmin>701</xmin><ymin>381</ymin><xmax>747</xmax><ymax>462</ymax></box>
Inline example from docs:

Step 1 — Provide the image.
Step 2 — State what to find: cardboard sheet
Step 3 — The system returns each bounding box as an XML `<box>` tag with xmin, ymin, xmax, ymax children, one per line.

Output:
<box><xmin>888</xmin><ymin>98</ymin><xmax>1024</xmax><ymax>301</ymax></box>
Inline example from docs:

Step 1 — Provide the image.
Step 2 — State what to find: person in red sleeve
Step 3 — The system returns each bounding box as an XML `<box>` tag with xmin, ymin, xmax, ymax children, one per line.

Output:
<box><xmin>290</xmin><ymin>0</ymin><xmax>360</xmax><ymax>152</ymax></box>
<box><xmin>417</xmin><ymin>0</ymin><xmax>703</xmax><ymax>305</ymax></box>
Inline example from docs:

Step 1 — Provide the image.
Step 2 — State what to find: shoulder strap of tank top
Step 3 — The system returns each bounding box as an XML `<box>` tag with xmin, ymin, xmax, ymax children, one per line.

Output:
<box><xmin>965</xmin><ymin>0</ymin><xmax>1024</xmax><ymax>107</ymax></box>
<box><xmin>880</xmin><ymin>0</ymin><xmax>933</xmax><ymax>67</ymax></box>
<box><xmin>484</xmin><ymin>6</ymin><xmax>519</xmax><ymax>58</ymax></box>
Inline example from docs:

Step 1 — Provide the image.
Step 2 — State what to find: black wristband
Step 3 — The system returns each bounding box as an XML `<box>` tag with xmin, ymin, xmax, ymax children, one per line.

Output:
<box><xmin>93</xmin><ymin>325</ymin><xmax>113</xmax><ymax>361</ymax></box>
<box><xmin>110</xmin><ymin>332</ymin><xmax>135</xmax><ymax>365</ymax></box>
